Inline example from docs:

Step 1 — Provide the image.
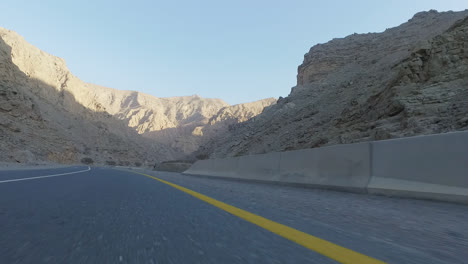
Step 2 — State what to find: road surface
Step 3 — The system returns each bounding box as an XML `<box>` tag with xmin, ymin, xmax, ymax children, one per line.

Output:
<box><xmin>0</xmin><ymin>166</ymin><xmax>467</xmax><ymax>263</ymax></box>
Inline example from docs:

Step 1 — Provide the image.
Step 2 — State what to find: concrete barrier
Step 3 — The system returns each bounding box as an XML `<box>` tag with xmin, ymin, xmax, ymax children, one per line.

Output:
<box><xmin>278</xmin><ymin>143</ymin><xmax>371</xmax><ymax>192</ymax></box>
<box><xmin>212</xmin><ymin>157</ymin><xmax>239</xmax><ymax>178</ymax></box>
<box><xmin>368</xmin><ymin>131</ymin><xmax>468</xmax><ymax>203</ymax></box>
<box><xmin>185</xmin><ymin>144</ymin><xmax>372</xmax><ymax>190</ymax></box>
<box><xmin>184</xmin><ymin>131</ymin><xmax>468</xmax><ymax>203</ymax></box>
<box><xmin>237</xmin><ymin>152</ymin><xmax>281</xmax><ymax>181</ymax></box>
<box><xmin>184</xmin><ymin>159</ymin><xmax>214</xmax><ymax>176</ymax></box>
<box><xmin>185</xmin><ymin>158</ymin><xmax>239</xmax><ymax>178</ymax></box>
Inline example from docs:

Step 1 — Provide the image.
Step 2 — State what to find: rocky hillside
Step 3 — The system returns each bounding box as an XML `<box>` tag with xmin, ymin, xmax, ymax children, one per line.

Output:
<box><xmin>198</xmin><ymin>98</ymin><xmax>277</xmax><ymax>147</ymax></box>
<box><xmin>0</xmin><ymin>29</ymin><xmax>177</xmax><ymax>165</ymax></box>
<box><xmin>0</xmin><ymin>27</ymin><xmax>274</xmax><ymax>164</ymax></box>
<box><xmin>83</xmin><ymin>84</ymin><xmax>231</xmax><ymax>154</ymax></box>
<box><xmin>198</xmin><ymin>10</ymin><xmax>468</xmax><ymax>158</ymax></box>
<box><xmin>144</xmin><ymin>97</ymin><xmax>276</xmax><ymax>155</ymax></box>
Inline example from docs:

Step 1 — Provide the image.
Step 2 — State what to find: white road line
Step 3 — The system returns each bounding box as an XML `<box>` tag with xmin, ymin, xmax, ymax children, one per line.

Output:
<box><xmin>0</xmin><ymin>166</ymin><xmax>91</xmax><ymax>184</ymax></box>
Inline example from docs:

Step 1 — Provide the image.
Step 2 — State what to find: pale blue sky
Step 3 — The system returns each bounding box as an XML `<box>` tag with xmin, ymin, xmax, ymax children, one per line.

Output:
<box><xmin>2</xmin><ymin>0</ymin><xmax>466</xmax><ymax>104</ymax></box>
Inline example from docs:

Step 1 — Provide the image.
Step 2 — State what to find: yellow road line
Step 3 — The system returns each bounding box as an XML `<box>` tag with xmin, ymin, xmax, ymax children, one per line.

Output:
<box><xmin>134</xmin><ymin>171</ymin><xmax>386</xmax><ymax>264</ymax></box>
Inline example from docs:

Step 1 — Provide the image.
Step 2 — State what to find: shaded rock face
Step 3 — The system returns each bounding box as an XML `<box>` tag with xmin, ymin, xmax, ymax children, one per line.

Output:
<box><xmin>199</xmin><ymin>10</ymin><xmax>468</xmax><ymax>158</ymax></box>
<box><xmin>337</xmin><ymin>16</ymin><xmax>468</xmax><ymax>142</ymax></box>
<box><xmin>0</xmin><ymin>27</ymin><xmax>275</xmax><ymax>164</ymax></box>
<box><xmin>297</xmin><ymin>10</ymin><xmax>467</xmax><ymax>86</ymax></box>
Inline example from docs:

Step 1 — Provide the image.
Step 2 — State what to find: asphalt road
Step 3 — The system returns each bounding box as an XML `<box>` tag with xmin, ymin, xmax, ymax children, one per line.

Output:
<box><xmin>0</xmin><ymin>166</ymin><xmax>467</xmax><ymax>264</ymax></box>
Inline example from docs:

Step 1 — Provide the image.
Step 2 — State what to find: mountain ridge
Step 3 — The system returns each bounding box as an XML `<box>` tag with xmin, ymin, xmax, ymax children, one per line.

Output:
<box><xmin>0</xmin><ymin>27</ymin><xmax>275</xmax><ymax>164</ymax></box>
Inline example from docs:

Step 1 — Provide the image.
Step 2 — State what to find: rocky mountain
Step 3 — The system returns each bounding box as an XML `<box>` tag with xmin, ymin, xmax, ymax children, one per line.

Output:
<box><xmin>198</xmin><ymin>10</ymin><xmax>468</xmax><ymax>158</ymax></box>
<box><xmin>181</xmin><ymin>98</ymin><xmax>277</xmax><ymax>158</ymax></box>
<box><xmin>82</xmin><ymin>84</ymin><xmax>231</xmax><ymax>154</ymax></box>
<box><xmin>0</xmin><ymin>27</ymin><xmax>274</xmax><ymax>164</ymax></box>
<box><xmin>150</xmin><ymin>97</ymin><xmax>277</xmax><ymax>154</ymax></box>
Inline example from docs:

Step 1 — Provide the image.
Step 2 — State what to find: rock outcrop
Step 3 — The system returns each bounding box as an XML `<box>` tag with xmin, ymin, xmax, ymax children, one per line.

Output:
<box><xmin>198</xmin><ymin>10</ymin><xmax>468</xmax><ymax>158</ymax></box>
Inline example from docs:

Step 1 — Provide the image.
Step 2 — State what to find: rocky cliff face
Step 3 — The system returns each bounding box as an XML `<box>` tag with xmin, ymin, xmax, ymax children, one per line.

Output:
<box><xmin>0</xmin><ymin>27</ymin><xmax>273</xmax><ymax>164</ymax></box>
<box><xmin>198</xmin><ymin>10</ymin><xmax>468</xmax><ymax>158</ymax></box>
<box><xmin>0</xmin><ymin>28</ymin><xmax>177</xmax><ymax>165</ymax></box>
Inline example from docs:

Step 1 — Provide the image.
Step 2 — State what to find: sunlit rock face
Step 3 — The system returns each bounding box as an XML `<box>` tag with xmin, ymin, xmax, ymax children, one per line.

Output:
<box><xmin>197</xmin><ymin>10</ymin><xmax>468</xmax><ymax>158</ymax></box>
<box><xmin>0</xmin><ymin>27</ymin><xmax>275</xmax><ymax>163</ymax></box>
<box><xmin>0</xmin><ymin>27</ymin><xmax>175</xmax><ymax>165</ymax></box>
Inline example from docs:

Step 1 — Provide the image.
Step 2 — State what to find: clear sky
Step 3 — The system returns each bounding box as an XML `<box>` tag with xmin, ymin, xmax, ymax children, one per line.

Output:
<box><xmin>2</xmin><ymin>0</ymin><xmax>466</xmax><ymax>105</ymax></box>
